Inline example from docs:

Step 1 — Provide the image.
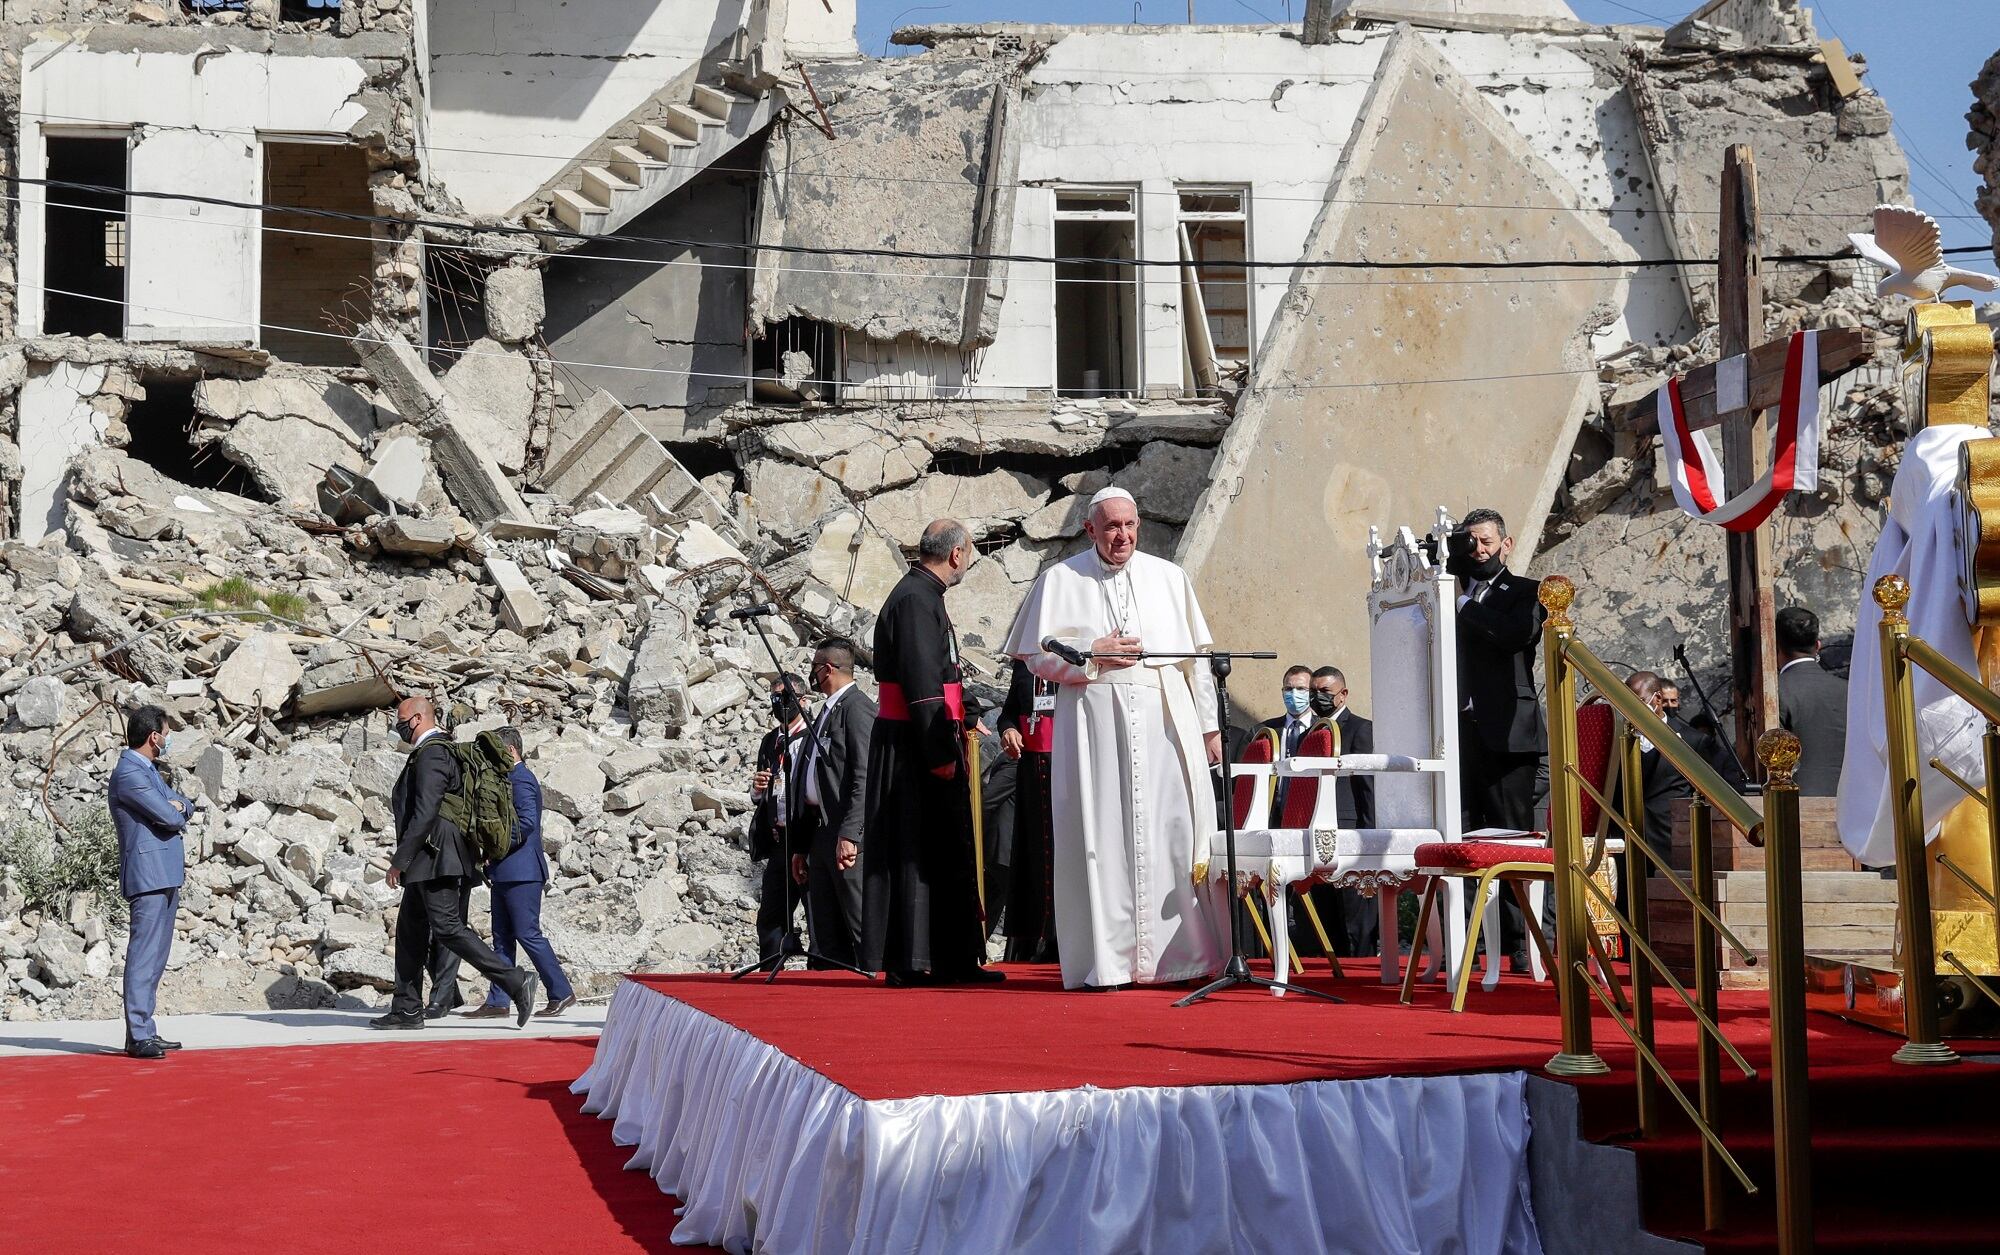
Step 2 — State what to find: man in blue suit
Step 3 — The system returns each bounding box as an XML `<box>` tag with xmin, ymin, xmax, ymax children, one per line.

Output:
<box><xmin>458</xmin><ymin>727</ymin><xmax>575</xmax><ymax>1018</ymax></box>
<box><xmin>108</xmin><ymin>705</ymin><xmax>192</xmax><ymax>1060</ymax></box>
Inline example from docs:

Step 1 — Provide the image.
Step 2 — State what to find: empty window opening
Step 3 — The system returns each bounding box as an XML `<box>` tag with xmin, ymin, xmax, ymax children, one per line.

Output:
<box><xmin>1053</xmin><ymin>187</ymin><xmax>1139</xmax><ymax>398</ymax></box>
<box><xmin>750</xmin><ymin>317</ymin><xmax>841</xmax><ymax>405</ymax></box>
<box><xmin>1178</xmin><ymin>187</ymin><xmax>1251</xmax><ymax>396</ymax></box>
<box><xmin>123</xmin><ymin>379</ymin><xmax>267</xmax><ymax>500</ymax></box>
<box><xmin>425</xmin><ymin>248</ymin><xmax>497</xmax><ymax>372</ymax></box>
<box><xmin>261</xmin><ymin>141</ymin><xmax>373</xmax><ymax>366</ymax></box>
<box><xmin>44</xmin><ymin>135</ymin><xmax>129</xmax><ymax>338</ymax></box>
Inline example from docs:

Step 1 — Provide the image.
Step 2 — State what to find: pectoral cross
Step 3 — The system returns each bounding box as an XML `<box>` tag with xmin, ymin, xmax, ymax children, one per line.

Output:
<box><xmin>1631</xmin><ymin>146</ymin><xmax>1871</xmax><ymax>768</ymax></box>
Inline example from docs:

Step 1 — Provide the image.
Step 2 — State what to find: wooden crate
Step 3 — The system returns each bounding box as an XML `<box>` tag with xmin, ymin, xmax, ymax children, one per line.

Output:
<box><xmin>1645</xmin><ymin>798</ymin><xmax>1893</xmax><ymax>986</ymax></box>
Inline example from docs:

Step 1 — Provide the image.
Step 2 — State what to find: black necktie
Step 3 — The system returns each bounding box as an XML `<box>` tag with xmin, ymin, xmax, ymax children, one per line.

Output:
<box><xmin>1285</xmin><ymin>719</ymin><xmax>1304</xmax><ymax>757</ymax></box>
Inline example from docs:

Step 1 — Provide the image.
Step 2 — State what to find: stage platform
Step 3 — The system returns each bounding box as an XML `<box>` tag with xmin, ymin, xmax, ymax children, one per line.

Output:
<box><xmin>570</xmin><ymin>963</ymin><xmax>2000</xmax><ymax>1254</ymax></box>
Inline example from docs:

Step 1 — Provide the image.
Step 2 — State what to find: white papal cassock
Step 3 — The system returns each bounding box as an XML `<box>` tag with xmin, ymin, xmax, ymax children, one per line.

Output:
<box><xmin>1003</xmin><ymin>548</ymin><xmax>1228</xmax><ymax>989</ymax></box>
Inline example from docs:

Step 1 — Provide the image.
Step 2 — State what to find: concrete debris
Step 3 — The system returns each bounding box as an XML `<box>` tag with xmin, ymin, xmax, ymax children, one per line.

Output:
<box><xmin>542</xmin><ymin>390</ymin><xmax>744</xmax><ymax>547</ymax></box>
<box><xmin>372</xmin><ymin>515</ymin><xmax>460</xmax><ymax>557</ymax></box>
<box><xmin>210</xmin><ymin>632</ymin><xmax>305</xmax><ymax>712</ymax></box>
<box><xmin>11</xmin><ymin>676</ymin><xmax>69</xmax><ymax>730</ymax></box>
<box><xmin>352</xmin><ymin>321</ymin><xmax>532</xmax><ymax>525</ymax></box>
<box><xmin>366</xmin><ymin>435</ymin><xmax>430</xmax><ymax>512</ymax></box>
<box><xmin>441</xmin><ymin>338</ymin><xmax>535</xmax><ymax>474</ymax></box>
<box><xmin>867</xmin><ymin>469</ymin><xmax>1051</xmax><ymax>549</ymax></box>
<box><xmin>483</xmin><ymin>267</ymin><xmax>547</xmax><ymax>345</ymax></box>
<box><xmin>484</xmin><ymin>556</ymin><xmax>548</xmax><ymax>637</ymax></box>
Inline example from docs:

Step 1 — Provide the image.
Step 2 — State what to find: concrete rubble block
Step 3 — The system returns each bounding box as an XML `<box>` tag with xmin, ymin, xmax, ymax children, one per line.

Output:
<box><xmin>540</xmin><ymin>390</ymin><xmax>744</xmax><ymax>548</ymax></box>
<box><xmin>759</xmin><ymin>419</ymin><xmax>931</xmax><ymax>495</ymax></box>
<box><xmin>323</xmin><ymin>946</ymin><xmax>397</xmax><ymax>991</ymax></box>
<box><xmin>943</xmin><ymin>553</ymin><xmax>1025</xmax><ymax>661</ymax></box>
<box><xmin>1179</xmin><ymin>31</ymin><xmax>1629</xmax><ymax>716</ymax></box>
<box><xmin>442</xmin><ymin>337</ymin><xmax>536</xmax><ymax>474</ymax></box>
<box><xmin>192</xmin><ymin>377</ymin><xmax>377</xmax><ymax>514</ymax></box>
<box><xmin>374</xmin><ymin>516</ymin><xmax>459</xmax><ymax>557</ymax></box>
<box><xmin>11</xmin><ymin>676</ymin><xmax>70</xmax><ymax>730</ymax></box>
<box><xmin>604</xmin><ymin>771</ymin><xmax>693</xmax><ymax>814</ymax></box>
<box><xmin>627</xmin><ymin>590</ymin><xmax>700</xmax><ymax>729</ymax></box>
<box><xmin>296</xmin><ymin>650</ymin><xmax>397</xmax><ymax>718</ymax></box>
<box><xmin>688</xmin><ymin>672</ymin><xmax>751</xmax><ymax>717</ymax></box>
<box><xmin>209</xmin><ymin>631</ymin><xmax>305</xmax><ymax>712</ymax></box>
<box><xmin>995</xmin><ymin>538</ymin><xmax>1059</xmax><ymax>584</ymax></box>
<box><xmin>320</xmin><ymin>914</ymin><xmax>382</xmax><ymax>952</ymax></box>
<box><xmin>352</xmin><ymin>321</ymin><xmax>532</xmax><ymax>525</ymax></box>
<box><xmin>634</xmin><ymin>874</ymin><xmax>681</xmax><ymax>927</ymax></box>
<box><xmin>484</xmin><ymin>556</ymin><xmax>548</xmax><ymax>637</ymax></box>
<box><xmin>192</xmin><ymin>743</ymin><xmax>240</xmax><ymax>806</ymax></box>
<box><xmin>366</xmin><ymin>435</ymin><xmax>430</xmax><ymax>511</ymax></box>
<box><xmin>599</xmin><ymin>748</ymin><xmax>662</xmax><ymax>786</ymax></box>
<box><xmin>483</xmin><ymin>267</ymin><xmax>546</xmax><ymax>345</ymax></box>
<box><xmin>231</xmin><ymin>832</ymin><xmax>283</xmax><ymax>868</ymax></box>
<box><xmin>538</xmin><ymin>755</ymin><xmax>607</xmax><ymax>821</ymax></box>
<box><xmin>665</xmin><ymin>520</ymin><xmax>746</xmax><ymax>574</ymax></box>
<box><xmin>1020</xmin><ymin>494</ymin><xmax>1090</xmax><ymax>542</ymax></box>
<box><xmin>867</xmin><ymin>469</ymin><xmax>1051</xmax><ymax>549</ymax></box>
<box><xmin>1116</xmin><ymin>441</ymin><xmax>1215</xmax><ymax>526</ymax></box>
<box><xmin>31</xmin><ymin>923</ymin><xmax>87</xmax><ymax>987</ymax></box>
<box><xmin>745</xmin><ymin>459</ymin><xmax>845</xmax><ymax>533</ymax></box>
<box><xmin>806</xmin><ymin>512</ymin><xmax>908</xmax><ymax>610</ymax></box>
<box><xmin>66</xmin><ymin>588</ymin><xmax>180</xmax><ymax>685</ymax></box>
<box><xmin>238</xmin><ymin>744</ymin><xmax>350</xmax><ymax>808</ymax></box>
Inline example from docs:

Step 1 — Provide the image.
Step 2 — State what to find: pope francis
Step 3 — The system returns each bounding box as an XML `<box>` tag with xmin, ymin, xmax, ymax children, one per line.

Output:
<box><xmin>1002</xmin><ymin>487</ymin><xmax>1228</xmax><ymax>990</ymax></box>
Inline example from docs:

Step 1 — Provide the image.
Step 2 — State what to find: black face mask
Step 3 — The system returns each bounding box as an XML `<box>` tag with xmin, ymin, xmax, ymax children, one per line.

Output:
<box><xmin>1468</xmin><ymin>553</ymin><xmax>1506</xmax><ymax>582</ymax></box>
<box><xmin>394</xmin><ymin>717</ymin><xmax>417</xmax><ymax>744</ymax></box>
<box><xmin>1309</xmin><ymin>691</ymin><xmax>1339</xmax><ymax>717</ymax></box>
<box><xmin>771</xmin><ymin>694</ymin><xmax>801</xmax><ymax>724</ymax></box>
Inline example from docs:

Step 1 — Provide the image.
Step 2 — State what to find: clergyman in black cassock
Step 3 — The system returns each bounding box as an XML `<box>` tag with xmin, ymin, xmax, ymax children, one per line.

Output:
<box><xmin>998</xmin><ymin>658</ymin><xmax>1059</xmax><ymax>964</ymax></box>
<box><xmin>859</xmin><ymin>520</ymin><xmax>1001</xmax><ymax>985</ymax></box>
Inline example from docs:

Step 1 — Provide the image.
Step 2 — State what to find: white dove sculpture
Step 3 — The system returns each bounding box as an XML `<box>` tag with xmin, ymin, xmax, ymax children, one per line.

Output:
<box><xmin>1847</xmin><ymin>204</ymin><xmax>2000</xmax><ymax>301</ymax></box>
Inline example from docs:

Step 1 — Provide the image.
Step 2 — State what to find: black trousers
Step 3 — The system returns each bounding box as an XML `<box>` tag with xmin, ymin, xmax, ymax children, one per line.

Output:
<box><xmin>799</xmin><ymin>807</ymin><xmax>864</xmax><ymax>968</ymax></box>
<box><xmin>392</xmin><ymin>875</ymin><xmax>525</xmax><ymax>1017</ymax></box>
<box><xmin>1459</xmin><ymin>715</ymin><xmax>1544</xmax><ymax>957</ymax></box>
<box><xmin>425</xmin><ymin>880</ymin><xmax>474</xmax><ymax>1014</ymax></box>
<box><xmin>755</xmin><ymin>835</ymin><xmax>804</xmax><ymax>960</ymax></box>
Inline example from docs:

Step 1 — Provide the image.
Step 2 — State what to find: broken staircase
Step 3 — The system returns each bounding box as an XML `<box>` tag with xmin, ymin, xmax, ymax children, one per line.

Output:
<box><xmin>541</xmin><ymin>388</ymin><xmax>747</xmax><ymax>550</ymax></box>
<box><xmin>547</xmin><ymin>79</ymin><xmax>779</xmax><ymax>239</ymax></box>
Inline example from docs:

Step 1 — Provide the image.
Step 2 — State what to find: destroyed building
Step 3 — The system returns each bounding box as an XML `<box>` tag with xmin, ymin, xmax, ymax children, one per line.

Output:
<box><xmin>0</xmin><ymin>0</ymin><xmax>1942</xmax><ymax>1019</ymax></box>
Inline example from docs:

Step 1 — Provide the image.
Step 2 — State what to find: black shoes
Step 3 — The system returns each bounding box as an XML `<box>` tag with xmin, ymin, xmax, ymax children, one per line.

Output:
<box><xmin>123</xmin><ymin>1038</ymin><xmax>168</xmax><ymax>1059</ymax></box>
<box><xmin>369</xmin><ymin>1012</ymin><xmax>425</xmax><ymax>1031</ymax></box>
<box><xmin>536</xmin><ymin>994</ymin><xmax>578</xmax><ymax>1018</ymax></box>
<box><xmin>513</xmin><ymin>974</ymin><xmax>540</xmax><ymax>1028</ymax></box>
<box><xmin>152</xmin><ymin>1037</ymin><xmax>183</xmax><ymax>1050</ymax></box>
<box><xmin>424</xmin><ymin>989</ymin><xmax>465</xmax><ymax>1020</ymax></box>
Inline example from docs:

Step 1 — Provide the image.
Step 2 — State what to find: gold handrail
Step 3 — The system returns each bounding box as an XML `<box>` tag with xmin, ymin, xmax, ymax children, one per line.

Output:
<box><xmin>1539</xmin><ymin>574</ymin><xmax>1813</xmax><ymax>1254</ymax></box>
<box><xmin>1904</xmin><ymin>635</ymin><xmax>2000</xmax><ymax>723</ymax></box>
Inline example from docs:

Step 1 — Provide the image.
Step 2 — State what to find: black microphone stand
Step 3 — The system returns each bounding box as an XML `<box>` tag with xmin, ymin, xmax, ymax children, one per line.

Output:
<box><xmin>1057</xmin><ymin>645</ymin><xmax>1341</xmax><ymax>1007</ymax></box>
<box><xmin>729</xmin><ymin>605</ymin><xmax>876</xmax><ymax>982</ymax></box>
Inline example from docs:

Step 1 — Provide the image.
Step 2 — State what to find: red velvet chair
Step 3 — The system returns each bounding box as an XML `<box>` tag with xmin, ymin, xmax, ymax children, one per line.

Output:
<box><xmin>1400</xmin><ymin>700</ymin><xmax>1623</xmax><ymax>1011</ymax></box>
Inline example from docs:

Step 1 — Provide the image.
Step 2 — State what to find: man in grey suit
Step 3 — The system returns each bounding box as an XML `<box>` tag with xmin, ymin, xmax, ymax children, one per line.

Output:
<box><xmin>1777</xmin><ymin>607</ymin><xmax>1849</xmax><ymax>797</ymax></box>
<box><xmin>790</xmin><ymin>637</ymin><xmax>875</xmax><ymax>968</ymax></box>
<box><xmin>108</xmin><ymin>705</ymin><xmax>192</xmax><ymax>1060</ymax></box>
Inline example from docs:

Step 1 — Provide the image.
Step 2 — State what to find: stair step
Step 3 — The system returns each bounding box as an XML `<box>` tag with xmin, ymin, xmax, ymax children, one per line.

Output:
<box><xmin>551</xmin><ymin>188</ymin><xmax>609</xmax><ymax>233</ymax></box>
<box><xmin>635</xmin><ymin>124</ymin><xmax>699</xmax><ymax>162</ymax></box>
<box><xmin>664</xmin><ymin>103</ymin><xmax>724</xmax><ymax>141</ymax></box>
<box><xmin>580</xmin><ymin>165</ymin><xmax>638</xmax><ymax>204</ymax></box>
<box><xmin>691</xmin><ymin>82</ymin><xmax>748</xmax><ymax>117</ymax></box>
<box><xmin>607</xmin><ymin>145</ymin><xmax>668</xmax><ymax>185</ymax></box>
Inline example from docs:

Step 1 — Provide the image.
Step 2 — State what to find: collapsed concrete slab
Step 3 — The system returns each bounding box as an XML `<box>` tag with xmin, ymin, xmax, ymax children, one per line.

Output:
<box><xmin>441</xmin><ymin>338</ymin><xmax>536</xmax><ymax>474</ymax></box>
<box><xmin>1178</xmin><ymin>30</ymin><xmax>1629</xmax><ymax>716</ymax></box>
<box><xmin>484</xmin><ymin>556</ymin><xmax>548</xmax><ymax>637</ymax></box>
<box><xmin>748</xmin><ymin>53</ymin><xmax>1022</xmax><ymax>347</ymax></box>
<box><xmin>541</xmin><ymin>388</ymin><xmax>744</xmax><ymax>547</ymax></box>
<box><xmin>210</xmin><ymin>631</ymin><xmax>305</xmax><ymax>712</ymax></box>
<box><xmin>352</xmin><ymin>320</ymin><xmax>531</xmax><ymax>524</ymax></box>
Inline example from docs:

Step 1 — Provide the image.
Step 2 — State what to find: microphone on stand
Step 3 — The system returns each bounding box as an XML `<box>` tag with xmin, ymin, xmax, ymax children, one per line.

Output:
<box><xmin>728</xmin><ymin>602</ymin><xmax>781</xmax><ymax>620</ymax></box>
<box><xmin>1043</xmin><ymin>637</ymin><xmax>1091</xmax><ymax>668</ymax></box>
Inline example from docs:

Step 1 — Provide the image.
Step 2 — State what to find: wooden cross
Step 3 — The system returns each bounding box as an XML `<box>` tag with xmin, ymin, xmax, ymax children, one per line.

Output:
<box><xmin>1630</xmin><ymin>146</ymin><xmax>1871</xmax><ymax>768</ymax></box>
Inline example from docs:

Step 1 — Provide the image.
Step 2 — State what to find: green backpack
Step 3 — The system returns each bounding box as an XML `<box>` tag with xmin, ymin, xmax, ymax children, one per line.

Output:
<box><xmin>434</xmin><ymin>731</ymin><xmax>520</xmax><ymax>865</ymax></box>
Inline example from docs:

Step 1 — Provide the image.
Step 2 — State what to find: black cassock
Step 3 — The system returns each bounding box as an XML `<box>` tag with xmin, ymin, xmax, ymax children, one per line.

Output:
<box><xmin>859</xmin><ymin>567</ymin><xmax>985</xmax><ymax>975</ymax></box>
<box><xmin>998</xmin><ymin>659</ymin><xmax>1059</xmax><ymax>964</ymax></box>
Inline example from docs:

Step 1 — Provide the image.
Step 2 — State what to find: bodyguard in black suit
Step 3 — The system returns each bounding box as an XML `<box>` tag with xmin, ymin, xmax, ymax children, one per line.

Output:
<box><xmin>749</xmin><ymin>676</ymin><xmax>811</xmax><ymax>961</ymax></box>
<box><xmin>374</xmin><ymin>696</ymin><xmax>537</xmax><ymax>1030</ymax></box>
<box><xmin>1450</xmin><ymin>509</ymin><xmax>1546</xmax><ymax>966</ymax></box>
<box><xmin>1776</xmin><ymin>607</ymin><xmax>1849</xmax><ymax>797</ymax></box>
<box><xmin>1625</xmin><ymin>671</ymin><xmax>1747</xmax><ymax>860</ymax></box>
<box><xmin>792</xmin><ymin>638</ymin><xmax>875</xmax><ymax>967</ymax></box>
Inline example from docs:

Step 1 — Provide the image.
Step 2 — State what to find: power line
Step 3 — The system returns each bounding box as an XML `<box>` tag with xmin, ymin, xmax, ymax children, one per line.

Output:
<box><xmin>12</xmin><ymin>107</ymin><xmax>1986</xmax><ymax>222</ymax></box>
<box><xmin>14</xmin><ymin>173</ymin><xmax>1988</xmax><ymax>274</ymax></box>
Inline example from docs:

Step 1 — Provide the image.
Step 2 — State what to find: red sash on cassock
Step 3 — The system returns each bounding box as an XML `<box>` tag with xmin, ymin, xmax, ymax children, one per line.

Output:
<box><xmin>877</xmin><ymin>681</ymin><xmax>964</xmax><ymax>723</ymax></box>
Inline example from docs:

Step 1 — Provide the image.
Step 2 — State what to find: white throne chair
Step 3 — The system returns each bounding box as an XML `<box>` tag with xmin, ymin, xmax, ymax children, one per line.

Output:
<box><xmin>1220</xmin><ymin>513</ymin><xmax>1516</xmax><ymax>993</ymax></box>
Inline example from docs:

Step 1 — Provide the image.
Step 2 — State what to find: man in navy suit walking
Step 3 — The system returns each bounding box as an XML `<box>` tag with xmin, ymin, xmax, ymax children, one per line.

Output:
<box><xmin>108</xmin><ymin>705</ymin><xmax>192</xmax><ymax>1060</ymax></box>
<box><xmin>458</xmin><ymin>727</ymin><xmax>575</xmax><ymax>1018</ymax></box>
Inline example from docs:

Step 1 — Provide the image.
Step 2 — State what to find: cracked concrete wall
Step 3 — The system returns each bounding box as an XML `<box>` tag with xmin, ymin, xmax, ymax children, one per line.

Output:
<box><xmin>424</xmin><ymin>0</ymin><xmax>744</xmax><ymax>219</ymax></box>
<box><xmin>1972</xmin><ymin>48</ymin><xmax>2000</xmax><ymax>263</ymax></box>
<box><xmin>541</xmin><ymin>165</ymin><xmax>754</xmax><ymax>442</ymax></box>
<box><xmin>1628</xmin><ymin>44</ymin><xmax>1908</xmax><ymax>324</ymax></box>
<box><xmin>750</xmin><ymin>54</ymin><xmax>1018</xmax><ymax>347</ymax></box>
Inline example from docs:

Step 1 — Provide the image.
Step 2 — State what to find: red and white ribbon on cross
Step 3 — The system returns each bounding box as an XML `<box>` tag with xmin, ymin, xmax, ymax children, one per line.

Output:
<box><xmin>1656</xmin><ymin>329</ymin><xmax>1821</xmax><ymax>532</ymax></box>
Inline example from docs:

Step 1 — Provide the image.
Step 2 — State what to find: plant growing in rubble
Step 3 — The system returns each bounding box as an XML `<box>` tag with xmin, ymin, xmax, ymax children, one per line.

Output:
<box><xmin>194</xmin><ymin>576</ymin><xmax>310</xmax><ymax>624</ymax></box>
<box><xmin>0</xmin><ymin>809</ymin><xmax>126</xmax><ymax>921</ymax></box>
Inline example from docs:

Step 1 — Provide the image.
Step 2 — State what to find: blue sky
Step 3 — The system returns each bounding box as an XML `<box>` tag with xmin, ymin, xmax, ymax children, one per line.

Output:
<box><xmin>858</xmin><ymin>0</ymin><xmax>2000</xmax><ymax>251</ymax></box>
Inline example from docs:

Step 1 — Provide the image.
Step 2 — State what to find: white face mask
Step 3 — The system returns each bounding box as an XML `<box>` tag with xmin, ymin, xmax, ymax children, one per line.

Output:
<box><xmin>156</xmin><ymin>733</ymin><xmax>173</xmax><ymax>759</ymax></box>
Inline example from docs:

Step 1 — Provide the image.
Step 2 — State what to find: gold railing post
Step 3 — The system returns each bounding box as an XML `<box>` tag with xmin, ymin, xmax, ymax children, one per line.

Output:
<box><xmin>1873</xmin><ymin>574</ymin><xmax>1961</xmax><ymax>1066</ymax></box>
<box><xmin>1756</xmin><ymin>730</ymin><xmax>1813</xmax><ymax>1255</ymax></box>
<box><xmin>1541</xmin><ymin>575</ymin><xmax>1607</xmax><ymax>1076</ymax></box>
<box><xmin>1688</xmin><ymin>797</ymin><xmax>1725</xmax><ymax>1231</ymax></box>
<box><xmin>1986</xmin><ymin>727</ymin><xmax>2000</xmax><ymax>914</ymax></box>
<box><xmin>1620</xmin><ymin>725</ymin><xmax>1657</xmax><ymax>1133</ymax></box>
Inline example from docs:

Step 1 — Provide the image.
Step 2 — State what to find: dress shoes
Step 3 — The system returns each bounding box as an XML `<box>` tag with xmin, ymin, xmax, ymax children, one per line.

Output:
<box><xmin>124</xmin><ymin>1038</ymin><xmax>168</xmax><ymax>1060</ymax></box>
<box><xmin>536</xmin><ymin>994</ymin><xmax>578</xmax><ymax>1018</ymax></box>
<box><xmin>460</xmin><ymin>1003</ymin><xmax>512</xmax><ymax>1020</ymax></box>
<box><xmin>369</xmin><ymin>1011</ymin><xmax>426</xmax><ymax>1031</ymax></box>
<box><xmin>513</xmin><ymin>974</ymin><xmax>541</xmax><ymax>1028</ymax></box>
<box><xmin>1508</xmin><ymin>951</ymin><xmax>1532</xmax><ymax>975</ymax></box>
<box><xmin>151</xmin><ymin>1036</ymin><xmax>183</xmax><ymax>1050</ymax></box>
<box><xmin>424</xmin><ymin>989</ymin><xmax>465</xmax><ymax>1020</ymax></box>
<box><xmin>883</xmin><ymin>970</ymin><xmax>932</xmax><ymax>988</ymax></box>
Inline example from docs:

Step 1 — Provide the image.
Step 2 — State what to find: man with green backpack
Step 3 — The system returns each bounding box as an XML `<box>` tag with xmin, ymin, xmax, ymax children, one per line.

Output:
<box><xmin>372</xmin><ymin>695</ymin><xmax>539</xmax><ymax>1030</ymax></box>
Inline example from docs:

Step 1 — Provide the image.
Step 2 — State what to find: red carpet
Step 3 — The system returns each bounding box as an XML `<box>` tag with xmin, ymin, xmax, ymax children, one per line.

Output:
<box><xmin>0</xmin><ymin>1036</ymin><xmax>711</xmax><ymax>1255</ymax></box>
<box><xmin>635</xmin><ymin>962</ymin><xmax>2000</xmax><ymax>1253</ymax></box>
